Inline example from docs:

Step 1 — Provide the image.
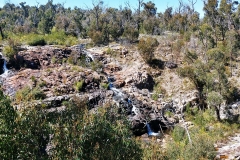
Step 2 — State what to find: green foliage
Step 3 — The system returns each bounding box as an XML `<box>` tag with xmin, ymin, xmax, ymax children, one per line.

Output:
<box><xmin>197</xmin><ymin>23</ymin><xmax>216</xmax><ymax>50</ymax></box>
<box><xmin>51</xmin><ymin>99</ymin><xmax>143</xmax><ymax>159</ymax></box>
<box><xmin>152</xmin><ymin>82</ymin><xmax>166</xmax><ymax>100</ymax></box>
<box><xmin>0</xmin><ymin>90</ymin><xmax>17</xmax><ymax>159</ymax></box>
<box><xmin>3</xmin><ymin>45</ymin><xmax>16</xmax><ymax>59</ymax></box>
<box><xmin>45</xmin><ymin>29</ymin><xmax>78</xmax><ymax>46</ymax></box>
<box><xmin>206</xmin><ymin>48</ymin><xmax>225</xmax><ymax>64</ymax></box>
<box><xmin>142</xmin><ymin>17</ymin><xmax>159</xmax><ymax>35</ymax></box>
<box><xmin>122</xmin><ymin>24</ymin><xmax>139</xmax><ymax>42</ymax></box>
<box><xmin>193</xmin><ymin>109</ymin><xmax>216</xmax><ymax>126</ymax></box>
<box><xmin>206</xmin><ymin>91</ymin><xmax>223</xmax><ymax>108</ymax></box>
<box><xmin>74</xmin><ymin>80</ymin><xmax>85</xmax><ymax>92</ymax></box>
<box><xmin>184</xmin><ymin>49</ymin><xmax>198</xmax><ymax>64</ymax></box>
<box><xmin>183</xmin><ymin>31</ymin><xmax>191</xmax><ymax>42</ymax></box>
<box><xmin>90</xmin><ymin>61</ymin><xmax>103</xmax><ymax>72</ymax></box>
<box><xmin>28</xmin><ymin>36</ymin><xmax>46</xmax><ymax>46</ymax></box>
<box><xmin>138</xmin><ymin>37</ymin><xmax>159</xmax><ymax>63</ymax></box>
<box><xmin>2</xmin><ymin>38</ymin><xmax>19</xmax><ymax>59</ymax></box>
<box><xmin>101</xmin><ymin>83</ymin><xmax>109</xmax><ymax>89</ymax></box>
<box><xmin>1</xmin><ymin>89</ymin><xmax>143</xmax><ymax>159</ymax></box>
<box><xmin>172</xmin><ymin>126</ymin><xmax>186</xmax><ymax>142</ymax></box>
<box><xmin>165</xmin><ymin>127</ymin><xmax>216</xmax><ymax>160</ymax></box>
<box><xmin>88</xmin><ymin>30</ymin><xmax>104</xmax><ymax>45</ymax></box>
<box><xmin>15</xmin><ymin>86</ymin><xmax>46</xmax><ymax>103</ymax></box>
<box><xmin>8</xmin><ymin>32</ymin><xmax>78</xmax><ymax>47</ymax></box>
<box><xmin>105</xmin><ymin>47</ymin><xmax>114</xmax><ymax>55</ymax></box>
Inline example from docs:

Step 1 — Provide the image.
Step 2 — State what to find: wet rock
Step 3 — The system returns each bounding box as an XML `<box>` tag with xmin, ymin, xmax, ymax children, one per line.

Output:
<box><xmin>0</xmin><ymin>58</ymin><xmax>4</xmax><ymax>74</ymax></box>
<box><xmin>114</xmin><ymin>80</ymin><xmax>125</xmax><ymax>88</ymax></box>
<box><xmin>164</xmin><ymin>61</ymin><xmax>177</xmax><ymax>69</ymax></box>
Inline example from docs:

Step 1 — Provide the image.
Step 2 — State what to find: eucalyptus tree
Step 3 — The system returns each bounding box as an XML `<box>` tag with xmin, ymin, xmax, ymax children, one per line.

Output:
<box><xmin>141</xmin><ymin>1</ymin><xmax>160</xmax><ymax>35</ymax></box>
<box><xmin>203</xmin><ymin>0</ymin><xmax>219</xmax><ymax>46</ymax></box>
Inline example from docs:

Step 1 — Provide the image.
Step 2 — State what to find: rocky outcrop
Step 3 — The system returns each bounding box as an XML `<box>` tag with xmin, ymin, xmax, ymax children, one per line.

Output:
<box><xmin>215</xmin><ymin>133</ymin><xmax>240</xmax><ymax>160</ymax></box>
<box><xmin>164</xmin><ymin>61</ymin><xmax>177</xmax><ymax>69</ymax></box>
<box><xmin>0</xmin><ymin>44</ymin><xmax>206</xmax><ymax>138</ymax></box>
<box><xmin>1</xmin><ymin>65</ymin><xmax>102</xmax><ymax>98</ymax></box>
<box><xmin>13</xmin><ymin>46</ymin><xmax>72</xmax><ymax>69</ymax></box>
<box><xmin>220</xmin><ymin>101</ymin><xmax>240</xmax><ymax>122</ymax></box>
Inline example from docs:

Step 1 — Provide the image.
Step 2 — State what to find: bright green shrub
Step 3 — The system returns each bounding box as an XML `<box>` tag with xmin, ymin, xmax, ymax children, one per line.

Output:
<box><xmin>3</xmin><ymin>45</ymin><xmax>16</xmax><ymax>59</ymax></box>
<box><xmin>74</xmin><ymin>80</ymin><xmax>85</xmax><ymax>92</ymax></box>
<box><xmin>101</xmin><ymin>83</ymin><xmax>109</xmax><ymax>89</ymax></box>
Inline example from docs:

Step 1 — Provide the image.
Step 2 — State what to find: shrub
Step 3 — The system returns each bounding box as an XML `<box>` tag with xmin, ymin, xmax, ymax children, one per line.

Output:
<box><xmin>101</xmin><ymin>83</ymin><xmax>109</xmax><ymax>89</ymax></box>
<box><xmin>51</xmin><ymin>101</ymin><xmax>143</xmax><ymax>159</ymax></box>
<box><xmin>15</xmin><ymin>86</ymin><xmax>46</xmax><ymax>103</ymax></box>
<box><xmin>90</xmin><ymin>61</ymin><xmax>103</xmax><ymax>72</ymax></box>
<box><xmin>172</xmin><ymin>126</ymin><xmax>186</xmax><ymax>142</ymax></box>
<box><xmin>3</xmin><ymin>45</ymin><xmax>16</xmax><ymax>59</ymax></box>
<box><xmin>3</xmin><ymin>38</ymin><xmax>19</xmax><ymax>60</ymax></box>
<box><xmin>184</xmin><ymin>31</ymin><xmax>191</xmax><ymax>42</ymax></box>
<box><xmin>122</xmin><ymin>24</ymin><xmax>139</xmax><ymax>42</ymax></box>
<box><xmin>165</xmin><ymin>127</ymin><xmax>216</xmax><ymax>160</ymax></box>
<box><xmin>28</xmin><ymin>36</ymin><xmax>46</xmax><ymax>46</ymax></box>
<box><xmin>88</xmin><ymin>30</ymin><xmax>104</xmax><ymax>45</ymax></box>
<box><xmin>138</xmin><ymin>37</ymin><xmax>159</xmax><ymax>63</ymax></box>
<box><xmin>74</xmin><ymin>80</ymin><xmax>85</xmax><ymax>92</ymax></box>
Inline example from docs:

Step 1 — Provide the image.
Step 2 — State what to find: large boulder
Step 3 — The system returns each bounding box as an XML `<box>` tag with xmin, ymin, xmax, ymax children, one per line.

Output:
<box><xmin>10</xmin><ymin>46</ymin><xmax>72</xmax><ymax>69</ymax></box>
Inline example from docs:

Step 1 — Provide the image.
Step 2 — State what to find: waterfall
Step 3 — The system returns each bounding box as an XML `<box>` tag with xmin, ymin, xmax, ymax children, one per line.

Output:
<box><xmin>77</xmin><ymin>44</ymin><xmax>95</xmax><ymax>62</ymax></box>
<box><xmin>0</xmin><ymin>59</ymin><xmax>9</xmax><ymax>78</ymax></box>
<box><xmin>146</xmin><ymin>123</ymin><xmax>160</xmax><ymax>136</ymax></box>
<box><xmin>3</xmin><ymin>60</ymin><xmax>8</xmax><ymax>73</ymax></box>
<box><xmin>85</xmin><ymin>51</ymin><xmax>94</xmax><ymax>61</ymax></box>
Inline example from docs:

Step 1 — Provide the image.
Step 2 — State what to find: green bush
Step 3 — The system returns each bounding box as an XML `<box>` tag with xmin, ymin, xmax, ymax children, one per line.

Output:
<box><xmin>184</xmin><ymin>31</ymin><xmax>191</xmax><ymax>42</ymax></box>
<box><xmin>88</xmin><ymin>30</ymin><xmax>104</xmax><ymax>45</ymax></box>
<box><xmin>2</xmin><ymin>38</ymin><xmax>19</xmax><ymax>59</ymax></box>
<box><xmin>101</xmin><ymin>83</ymin><xmax>109</xmax><ymax>89</ymax></box>
<box><xmin>165</xmin><ymin>127</ymin><xmax>216</xmax><ymax>160</ymax></box>
<box><xmin>138</xmin><ymin>37</ymin><xmax>159</xmax><ymax>63</ymax></box>
<box><xmin>15</xmin><ymin>86</ymin><xmax>46</xmax><ymax>103</ymax></box>
<box><xmin>74</xmin><ymin>80</ymin><xmax>85</xmax><ymax>92</ymax></box>
<box><xmin>122</xmin><ymin>24</ymin><xmax>139</xmax><ymax>42</ymax></box>
<box><xmin>50</xmin><ymin>100</ymin><xmax>143</xmax><ymax>159</ymax></box>
<box><xmin>172</xmin><ymin>126</ymin><xmax>186</xmax><ymax>142</ymax></box>
<box><xmin>3</xmin><ymin>45</ymin><xmax>16</xmax><ymax>59</ymax></box>
<box><xmin>28</xmin><ymin>36</ymin><xmax>46</xmax><ymax>46</ymax></box>
<box><xmin>90</xmin><ymin>61</ymin><xmax>103</xmax><ymax>72</ymax></box>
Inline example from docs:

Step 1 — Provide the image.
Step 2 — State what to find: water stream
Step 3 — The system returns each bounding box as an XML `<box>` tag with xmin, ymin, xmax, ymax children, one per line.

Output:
<box><xmin>1</xmin><ymin>59</ymin><xmax>9</xmax><ymax>77</ymax></box>
<box><xmin>146</xmin><ymin>123</ymin><xmax>160</xmax><ymax>136</ymax></box>
<box><xmin>86</xmin><ymin>49</ymin><xmax>160</xmax><ymax>136</ymax></box>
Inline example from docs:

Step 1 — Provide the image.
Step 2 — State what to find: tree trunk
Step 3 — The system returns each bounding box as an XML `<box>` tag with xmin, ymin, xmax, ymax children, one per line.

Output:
<box><xmin>215</xmin><ymin>105</ymin><xmax>221</xmax><ymax>121</ymax></box>
<box><xmin>0</xmin><ymin>26</ymin><xmax>4</xmax><ymax>39</ymax></box>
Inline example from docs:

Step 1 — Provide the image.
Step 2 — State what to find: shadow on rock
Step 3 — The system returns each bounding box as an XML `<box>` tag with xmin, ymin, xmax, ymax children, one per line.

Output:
<box><xmin>149</xmin><ymin>59</ymin><xmax>165</xmax><ymax>69</ymax></box>
<box><xmin>135</xmin><ymin>74</ymin><xmax>155</xmax><ymax>91</ymax></box>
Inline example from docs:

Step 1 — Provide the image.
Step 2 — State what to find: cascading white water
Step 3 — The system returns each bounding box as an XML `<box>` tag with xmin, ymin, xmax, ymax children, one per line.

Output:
<box><xmin>85</xmin><ymin>51</ymin><xmax>94</xmax><ymax>61</ymax></box>
<box><xmin>0</xmin><ymin>59</ymin><xmax>9</xmax><ymax>78</ymax></box>
<box><xmin>146</xmin><ymin>123</ymin><xmax>160</xmax><ymax>136</ymax></box>
<box><xmin>3</xmin><ymin>59</ymin><xmax>8</xmax><ymax>72</ymax></box>
<box><xmin>79</xmin><ymin>44</ymin><xmax>95</xmax><ymax>62</ymax></box>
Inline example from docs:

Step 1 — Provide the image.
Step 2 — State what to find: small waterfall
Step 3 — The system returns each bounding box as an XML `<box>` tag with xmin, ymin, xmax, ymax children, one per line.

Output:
<box><xmin>77</xmin><ymin>44</ymin><xmax>95</xmax><ymax>62</ymax></box>
<box><xmin>3</xmin><ymin>60</ymin><xmax>8</xmax><ymax>73</ymax></box>
<box><xmin>146</xmin><ymin>123</ymin><xmax>160</xmax><ymax>136</ymax></box>
<box><xmin>0</xmin><ymin>59</ymin><xmax>9</xmax><ymax>78</ymax></box>
<box><xmin>85</xmin><ymin>51</ymin><xmax>94</xmax><ymax>61</ymax></box>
